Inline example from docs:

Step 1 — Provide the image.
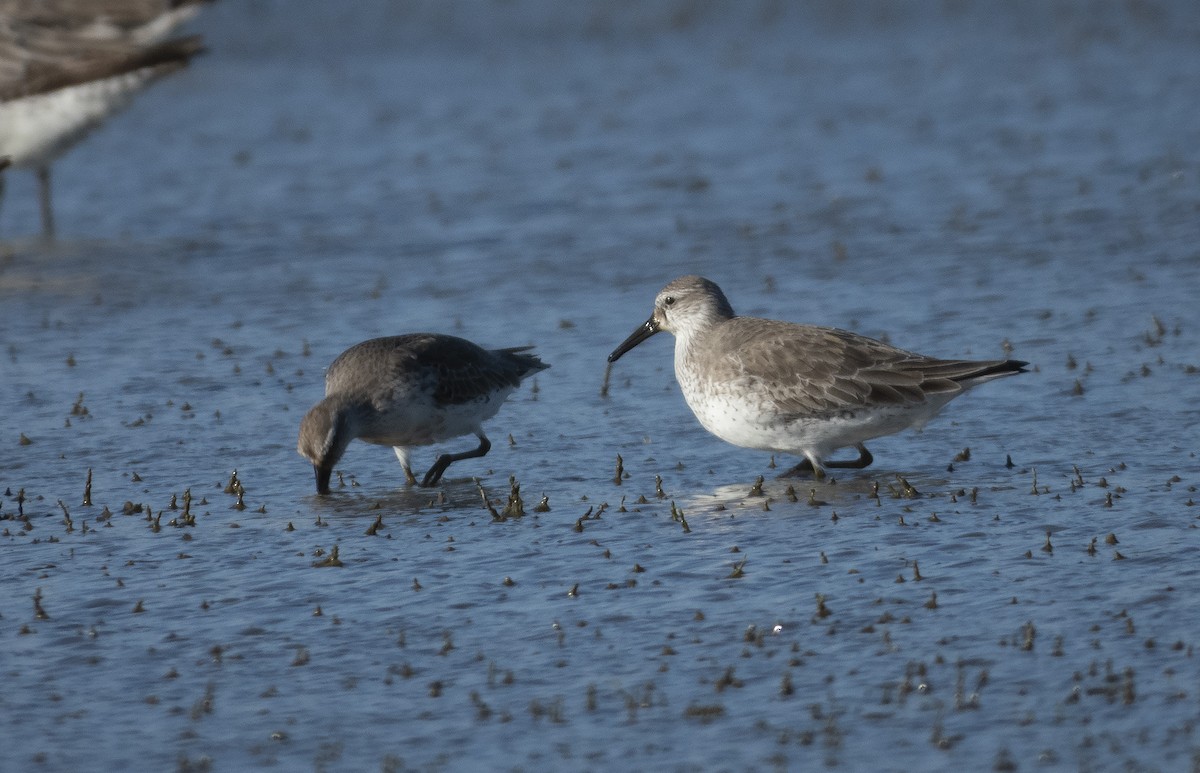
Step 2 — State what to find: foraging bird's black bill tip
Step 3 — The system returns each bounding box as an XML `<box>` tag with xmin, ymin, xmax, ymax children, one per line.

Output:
<box><xmin>314</xmin><ymin>464</ymin><xmax>332</xmax><ymax>495</ymax></box>
<box><xmin>609</xmin><ymin>317</ymin><xmax>659</xmax><ymax>363</ymax></box>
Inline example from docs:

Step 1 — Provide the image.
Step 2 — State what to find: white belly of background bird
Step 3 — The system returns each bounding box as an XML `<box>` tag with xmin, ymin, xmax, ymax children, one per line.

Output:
<box><xmin>610</xmin><ymin>275</ymin><xmax>1028</xmax><ymax>478</ymax></box>
<box><xmin>0</xmin><ymin>72</ymin><xmax>158</xmax><ymax>165</ymax></box>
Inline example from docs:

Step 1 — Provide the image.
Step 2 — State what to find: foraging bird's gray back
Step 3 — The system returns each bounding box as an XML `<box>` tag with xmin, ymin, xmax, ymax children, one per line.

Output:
<box><xmin>608</xmin><ymin>275</ymin><xmax>1027</xmax><ymax>478</ymax></box>
<box><xmin>299</xmin><ymin>333</ymin><xmax>548</xmax><ymax>494</ymax></box>
<box><xmin>325</xmin><ymin>334</ymin><xmax>547</xmax><ymax>408</ymax></box>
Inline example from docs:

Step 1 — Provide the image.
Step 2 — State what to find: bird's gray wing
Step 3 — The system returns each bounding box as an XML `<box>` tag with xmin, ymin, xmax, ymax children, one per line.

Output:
<box><xmin>706</xmin><ymin>319</ymin><xmax>945</xmax><ymax>417</ymax></box>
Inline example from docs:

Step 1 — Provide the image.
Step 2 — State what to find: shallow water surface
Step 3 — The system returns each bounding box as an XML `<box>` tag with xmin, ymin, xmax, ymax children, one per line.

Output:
<box><xmin>2</xmin><ymin>2</ymin><xmax>1200</xmax><ymax>771</ymax></box>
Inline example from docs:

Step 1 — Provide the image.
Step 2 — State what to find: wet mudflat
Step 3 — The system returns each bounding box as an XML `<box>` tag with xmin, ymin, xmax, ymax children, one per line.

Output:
<box><xmin>2</xmin><ymin>2</ymin><xmax>1199</xmax><ymax>771</ymax></box>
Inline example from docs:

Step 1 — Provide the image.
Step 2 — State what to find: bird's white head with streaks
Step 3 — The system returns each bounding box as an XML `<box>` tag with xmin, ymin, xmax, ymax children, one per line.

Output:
<box><xmin>608</xmin><ymin>276</ymin><xmax>736</xmax><ymax>364</ymax></box>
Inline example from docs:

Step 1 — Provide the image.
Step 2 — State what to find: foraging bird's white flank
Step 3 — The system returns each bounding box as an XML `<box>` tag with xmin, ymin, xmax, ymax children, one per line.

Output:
<box><xmin>298</xmin><ymin>334</ymin><xmax>549</xmax><ymax>494</ymax></box>
<box><xmin>608</xmin><ymin>275</ymin><xmax>1028</xmax><ymax>478</ymax></box>
<box><xmin>0</xmin><ymin>4</ymin><xmax>209</xmax><ymax>237</ymax></box>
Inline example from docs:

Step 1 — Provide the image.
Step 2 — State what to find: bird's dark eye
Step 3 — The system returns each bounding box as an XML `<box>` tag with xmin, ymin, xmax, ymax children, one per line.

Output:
<box><xmin>663</xmin><ymin>296</ymin><xmax>676</xmax><ymax>307</ymax></box>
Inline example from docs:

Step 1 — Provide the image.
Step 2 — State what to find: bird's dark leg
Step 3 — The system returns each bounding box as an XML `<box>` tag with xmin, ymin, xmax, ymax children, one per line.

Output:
<box><xmin>393</xmin><ymin>447</ymin><xmax>419</xmax><ymax>486</ymax></box>
<box><xmin>37</xmin><ymin>166</ymin><xmax>54</xmax><ymax>240</ymax></box>
<box><xmin>779</xmin><ymin>458</ymin><xmax>816</xmax><ymax>477</ymax></box>
<box><xmin>824</xmin><ymin>444</ymin><xmax>874</xmax><ymax>470</ymax></box>
<box><xmin>779</xmin><ymin>444</ymin><xmax>873</xmax><ymax>477</ymax></box>
<box><xmin>421</xmin><ymin>434</ymin><xmax>491</xmax><ymax>487</ymax></box>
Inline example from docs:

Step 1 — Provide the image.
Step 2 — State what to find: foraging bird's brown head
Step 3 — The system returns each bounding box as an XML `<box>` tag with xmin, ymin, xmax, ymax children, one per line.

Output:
<box><xmin>297</xmin><ymin>396</ymin><xmax>359</xmax><ymax>495</ymax></box>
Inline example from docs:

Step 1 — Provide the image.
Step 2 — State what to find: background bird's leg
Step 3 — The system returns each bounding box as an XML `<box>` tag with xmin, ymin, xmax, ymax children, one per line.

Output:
<box><xmin>421</xmin><ymin>434</ymin><xmax>492</xmax><ymax>487</ymax></box>
<box><xmin>37</xmin><ymin>166</ymin><xmax>55</xmax><ymax>239</ymax></box>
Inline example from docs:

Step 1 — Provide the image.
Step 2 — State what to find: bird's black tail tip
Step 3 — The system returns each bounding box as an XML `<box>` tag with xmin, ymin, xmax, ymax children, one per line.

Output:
<box><xmin>982</xmin><ymin>359</ymin><xmax>1030</xmax><ymax>378</ymax></box>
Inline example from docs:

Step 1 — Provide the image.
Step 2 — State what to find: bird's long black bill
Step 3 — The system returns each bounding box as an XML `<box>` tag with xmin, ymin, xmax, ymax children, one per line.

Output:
<box><xmin>314</xmin><ymin>464</ymin><xmax>333</xmax><ymax>495</ymax></box>
<box><xmin>608</xmin><ymin>317</ymin><xmax>660</xmax><ymax>363</ymax></box>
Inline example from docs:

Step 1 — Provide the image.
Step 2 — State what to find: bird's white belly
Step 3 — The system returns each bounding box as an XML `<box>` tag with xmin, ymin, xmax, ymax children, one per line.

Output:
<box><xmin>683</xmin><ymin>380</ymin><xmax>946</xmax><ymax>458</ymax></box>
<box><xmin>0</xmin><ymin>73</ymin><xmax>153</xmax><ymax>166</ymax></box>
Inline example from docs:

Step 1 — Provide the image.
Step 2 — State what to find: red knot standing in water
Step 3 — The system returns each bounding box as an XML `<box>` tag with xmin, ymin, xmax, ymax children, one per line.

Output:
<box><xmin>298</xmin><ymin>334</ymin><xmax>549</xmax><ymax>494</ymax></box>
<box><xmin>608</xmin><ymin>275</ymin><xmax>1028</xmax><ymax>478</ymax></box>
<box><xmin>0</xmin><ymin>2</ymin><xmax>210</xmax><ymax>237</ymax></box>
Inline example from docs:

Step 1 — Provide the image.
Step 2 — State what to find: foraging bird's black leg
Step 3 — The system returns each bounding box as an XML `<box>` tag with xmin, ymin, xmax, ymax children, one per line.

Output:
<box><xmin>393</xmin><ymin>447</ymin><xmax>419</xmax><ymax>486</ymax></box>
<box><xmin>825</xmin><ymin>444</ymin><xmax>874</xmax><ymax>470</ymax></box>
<box><xmin>421</xmin><ymin>434</ymin><xmax>492</xmax><ymax>487</ymax></box>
